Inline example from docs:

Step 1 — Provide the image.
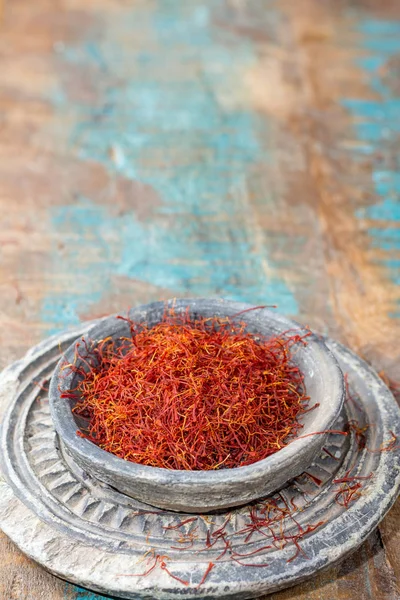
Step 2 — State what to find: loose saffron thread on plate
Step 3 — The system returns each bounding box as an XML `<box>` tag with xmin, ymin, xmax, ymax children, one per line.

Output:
<box><xmin>331</xmin><ymin>375</ymin><xmax>399</xmax><ymax>509</ymax></box>
<box><xmin>304</xmin><ymin>472</ymin><xmax>323</xmax><ymax>486</ymax></box>
<box><xmin>159</xmin><ymin>560</ymin><xmax>189</xmax><ymax>586</ymax></box>
<box><xmin>195</xmin><ymin>498</ymin><xmax>325</xmax><ymax>567</ymax></box>
<box><xmin>196</xmin><ymin>562</ymin><xmax>215</xmax><ymax>588</ymax></box>
<box><xmin>62</xmin><ymin>308</ymin><xmax>313</xmax><ymax>471</ymax></box>
<box><xmin>348</xmin><ymin>418</ymin><xmax>398</xmax><ymax>454</ymax></box>
<box><xmin>229</xmin><ymin>304</ymin><xmax>276</xmax><ymax>319</ymax></box>
<box><xmin>367</xmin><ymin>431</ymin><xmax>399</xmax><ymax>453</ymax></box>
<box><xmin>34</xmin><ymin>380</ymin><xmax>49</xmax><ymax>392</ymax></box>
<box><xmin>160</xmin><ymin>409</ymin><xmax>398</xmax><ymax>577</ymax></box>
<box><xmin>344</xmin><ymin>373</ymin><xmax>362</xmax><ymax>411</ymax></box>
<box><xmin>323</xmin><ymin>447</ymin><xmax>340</xmax><ymax>461</ymax></box>
<box><xmin>163</xmin><ymin>396</ymin><xmax>398</xmax><ymax>573</ymax></box>
<box><xmin>295</xmin><ymin>430</ymin><xmax>348</xmax><ymax>440</ymax></box>
<box><xmin>333</xmin><ymin>480</ymin><xmax>364</xmax><ymax>508</ymax></box>
<box><xmin>118</xmin><ymin>552</ymin><xmax>188</xmax><ymax>586</ymax></box>
<box><xmin>118</xmin><ymin>375</ymin><xmax>399</xmax><ymax>585</ymax></box>
<box><xmin>164</xmin><ymin>517</ymin><xmax>197</xmax><ymax>530</ymax></box>
<box><xmin>122</xmin><ymin>419</ymin><xmax>397</xmax><ymax>584</ymax></box>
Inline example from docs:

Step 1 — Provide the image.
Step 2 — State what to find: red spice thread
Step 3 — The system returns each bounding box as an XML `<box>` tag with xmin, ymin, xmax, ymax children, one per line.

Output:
<box><xmin>63</xmin><ymin>309</ymin><xmax>312</xmax><ymax>471</ymax></box>
<box><xmin>196</xmin><ymin>562</ymin><xmax>215</xmax><ymax>588</ymax></box>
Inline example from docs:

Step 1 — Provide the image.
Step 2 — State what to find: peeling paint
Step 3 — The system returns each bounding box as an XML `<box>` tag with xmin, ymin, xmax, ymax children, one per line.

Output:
<box><xmin>42</xmin><ymin>0</ymin><xmax>298</xmax><ymax>334</ymax></box>
<box><xmin>342</xmin><ymin>17</ymin><xmax>400</xmax><ymax>314</ymax></box>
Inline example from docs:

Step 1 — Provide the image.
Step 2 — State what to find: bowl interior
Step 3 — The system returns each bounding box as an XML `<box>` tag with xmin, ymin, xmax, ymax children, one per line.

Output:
<box><xmin>55</xmin><ymin>299</ymin><xmax>344</xmax><ymax>470</ymax></box>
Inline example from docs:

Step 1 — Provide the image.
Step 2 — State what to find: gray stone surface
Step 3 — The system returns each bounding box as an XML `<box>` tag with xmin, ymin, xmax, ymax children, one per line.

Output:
<box><xmin>0</xmin><ymin>322</ymin><xmax>399</xmax><ymax>599</ymax></box>
<box><xmin>49</xmin><ymin>299</ymin><xmax>345</xmax><ymax>512</ymax></box>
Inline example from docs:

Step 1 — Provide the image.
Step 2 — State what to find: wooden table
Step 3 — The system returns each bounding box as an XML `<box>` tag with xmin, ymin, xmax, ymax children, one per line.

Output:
<box><xmin>0</xmin><ymin>0</ymin><xmax>399</xmax><ymax>598</ymax></box>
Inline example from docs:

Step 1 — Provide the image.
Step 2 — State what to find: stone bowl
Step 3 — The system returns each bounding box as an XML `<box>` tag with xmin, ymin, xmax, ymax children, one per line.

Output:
<box><xmin>49</xmin><ymin>298</ymin><xmax>344</xmax><ymax>513</ymax></box>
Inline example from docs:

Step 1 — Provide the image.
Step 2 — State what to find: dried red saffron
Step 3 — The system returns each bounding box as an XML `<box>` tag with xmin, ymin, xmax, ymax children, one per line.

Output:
<box><xmin>63</xmin><ymin>310</ymin><xmax>311</xmax><ymax>470</ymax></box>
<box><xmin>196</xmin><ymin>562</ymin><xmax>215</xmax><ymax>588</ymax></box>
<box><xmin>118</xmin><ymin>551</ymin><xmax>188</xmax><ymax>585</ymax></box>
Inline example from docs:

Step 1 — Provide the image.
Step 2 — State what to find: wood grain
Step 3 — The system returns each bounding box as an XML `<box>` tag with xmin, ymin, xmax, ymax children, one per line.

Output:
<box><xmin>0</xmin><ymin>535</ymin><xmax>66</xmax><ymax>600</ymax></box>
<box><xmin>0</xmin><ymin>0</ymin><xmax>399</xmax><ymax>598</ymax></box>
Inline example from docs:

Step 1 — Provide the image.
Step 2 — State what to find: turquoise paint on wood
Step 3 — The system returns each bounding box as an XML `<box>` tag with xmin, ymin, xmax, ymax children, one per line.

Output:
<box><xmin>64</xmin><ymin>583</ymin><xmax>121</xmax><ymax>600</ymax></box>
<box><xmin>341</xmin><ymin>17</ymin><xmax>400</xmax><ymax>308</ymax></box>
<box><xmin>42</xmin><ymin>0</ymin><xmax>298</xmax><ymax>334</ymax></box>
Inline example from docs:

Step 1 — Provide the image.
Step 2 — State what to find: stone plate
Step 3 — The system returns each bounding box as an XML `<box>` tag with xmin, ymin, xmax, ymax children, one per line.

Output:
<box><xmin>0</xmin><ymin>323</ymin><xmax>399</xmax><ymax>599</ymax></box>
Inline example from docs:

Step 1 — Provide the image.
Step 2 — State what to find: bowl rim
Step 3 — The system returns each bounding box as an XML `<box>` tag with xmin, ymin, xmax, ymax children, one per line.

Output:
<box><xmin>49</xmin><ymin>298</ymin><xmax>345</xmax><ymax>486</ymax></box>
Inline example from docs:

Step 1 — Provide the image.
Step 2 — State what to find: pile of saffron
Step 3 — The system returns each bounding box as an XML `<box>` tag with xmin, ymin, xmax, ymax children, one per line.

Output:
<box><xmin>115</xmin><ymin>375</ymin><xmax>400</xmax><ymax>585</ymax></box>
<box><xmin>63</xmin><ymin>310</ymin><xmax>311</xmax><ymax>470</ymax></box>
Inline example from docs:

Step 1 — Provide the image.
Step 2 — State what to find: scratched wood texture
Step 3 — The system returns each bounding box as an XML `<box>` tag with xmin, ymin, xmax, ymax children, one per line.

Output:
<box><xmin>0</xmin><ymin>0</ymin><xmax>399</xmax><ymax>598</ymax></box>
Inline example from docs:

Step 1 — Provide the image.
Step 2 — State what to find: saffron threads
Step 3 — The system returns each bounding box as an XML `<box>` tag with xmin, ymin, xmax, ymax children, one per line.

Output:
<box><xmin>348</xmin><ymin>420</ymin><xmax>398</xmax><ymax>454</ymax></box>
<box><xmin>304</xmin><ymin>472</ymin><xmax>323</xmax><ymax>486</ymax></box>
<box><xmin>192</xmin><ymin>497</ymin><xmax>325</xmax><ymax>567</ymax></box>
<box><xmin>368</xmin><ymin>431</ymin><xmax>399</xmax><ymax>453</ymax></box>
<box><xmin>344</xmin><ymin>373</ymin><xmax>362</xmax><ymax>411</ymax></box>
<box><xmin>323</xmin><ymin>447</ymin><xmax>340</xmax><ymax>461</ymax></box>
<box><xmin>164</xmin><ymin>517</ymin><xmax>197</xmax><ymax>530</ymax></box>
<box><xmin>34</xmin><ymin>380</ymin><xmax>49</xmax><ymax>392</ymax></box>
<box><xmin>159</xmin><ymin>560</ymin><xmax>189</xmax><ymax>586</ymax></box>
<box><xmin>333</xmin><ymin>481</ymin><xmax>364</xmax><ymax>508</ymax></box>
<box><xmin>196</xmin><ymin>562</ymin><xmax>215</xmax><ymax>588</ymax></box>
<box><xmin>378</xmin><ymin>370</ymin><xmax>400</xmax><ymax>403</ymax></box>
<box><xmin>110</xmin><ymin>367</ymin><xmax>399</xmax><ymax>587</ymax></box>
<box><xmin>295</xmin><ymin>430</ymin><xmax>348</xmax><ymax>440</ymax></box>
<box><xmin>63</xmin><ymin>310</ymin><xmax>311</xmax><ymax>470</ymax></box>
<box><xmin>118</xmin><ymin>551</ymin><xmax>188</xmax><ymax>585</ymax></box>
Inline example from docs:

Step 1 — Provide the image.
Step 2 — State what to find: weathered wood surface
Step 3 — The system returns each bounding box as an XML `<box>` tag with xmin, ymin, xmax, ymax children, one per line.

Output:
<box><xmin>0</xmin><ymin>0</ymin><xmax>399</xmax><ymax>598</ymax></box>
